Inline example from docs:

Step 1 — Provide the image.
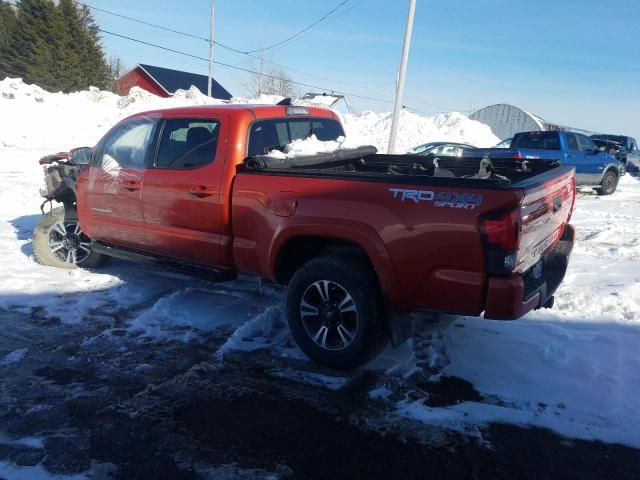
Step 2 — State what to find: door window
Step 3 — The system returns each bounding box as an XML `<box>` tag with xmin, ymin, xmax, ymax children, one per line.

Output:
<box><xmin>577</xmin><ymin>134</ymin><xmax>597</xmax><ymax>152</ymax></box>
<box><xmin>565</xmin><ymin>133</ymin><xmax>579</xmax><ymax>151</ymax></box>
<box><xmin>93</xmin><ymin>118</ymin><xmax>157</xmax><ymax>170</ymax></box>
<box><xmin>156</xmin><ymin>119</ymin><xmax>220</xmax><ymax>169</ymax></box>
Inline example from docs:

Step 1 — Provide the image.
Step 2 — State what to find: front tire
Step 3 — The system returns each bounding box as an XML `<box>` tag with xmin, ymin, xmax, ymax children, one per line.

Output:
<box><xmin>33</xmin><ymin>206</ymin><xmax>107</xmax><ymax>269</ymax></box>
<box><xmin>286</xmin><ymin>254</ymin><xmax>388</xmax><ymax>370</ymax></box>
<box><xmin>596</xmin><ymin>170</ymin><xmax>618</xmax><ymax>195</ymax></box>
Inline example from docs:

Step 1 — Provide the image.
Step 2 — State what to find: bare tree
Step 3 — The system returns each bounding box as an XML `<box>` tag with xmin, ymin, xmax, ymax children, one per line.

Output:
<box><xmin>244</xmin><ymin>54</ymin><xmax>297</xmax><ymax>98</ymax></box>
<box><xmin>107</xmin><ymin>56</ymin><xmax>127</xmax><ymax>93</ymax></box>
<box><xmin>263</xmin><ymin>68</ymin><xmax>296</xmax><ymax>97</ymax></box>
<box><xmin>244</xmin><ymin>55</ymin><xmax>266</xmax><ymax>97</ymax></box>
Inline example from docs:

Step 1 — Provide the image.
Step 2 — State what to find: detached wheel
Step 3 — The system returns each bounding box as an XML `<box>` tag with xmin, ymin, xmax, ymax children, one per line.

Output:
<box><xmin>286</xmin><ymin>254</ymin><xmax>387</xmax><ymax>370</ymax></box>
<box><xmin>596</xmin><ymin>170</ymin><xmax>618</xmax><ymax>195</ymax></box>
<box><xmin>33</xmin><ymin>206</ymin><xmax>107</xmax><ymax>269</ymax></box>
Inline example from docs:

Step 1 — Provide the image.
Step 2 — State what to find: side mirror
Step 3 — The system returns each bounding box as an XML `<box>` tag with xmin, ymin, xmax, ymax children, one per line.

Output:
<box><xmin>69</xmin><ymin>147</ymin><xmax>92</xmax><ymax>165</ymax></box>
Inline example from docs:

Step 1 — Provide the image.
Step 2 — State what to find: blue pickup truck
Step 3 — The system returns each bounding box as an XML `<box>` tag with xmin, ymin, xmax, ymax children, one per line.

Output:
<box><xmin>474</xmin><ymin>131</ymin><xmax>623</xmax><ymax>195</ymax></box>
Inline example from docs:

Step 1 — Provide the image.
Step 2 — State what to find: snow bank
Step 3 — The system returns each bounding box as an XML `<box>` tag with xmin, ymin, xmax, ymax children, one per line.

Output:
<box><xmin>342</xmin><ymin>110</ymin><xmax>499</xmax><ymax>152</ymax></box>
<box><xmin>0</xmin><ymin>77</ymin><xmax>498</xmax><ymax>152</ymax></box>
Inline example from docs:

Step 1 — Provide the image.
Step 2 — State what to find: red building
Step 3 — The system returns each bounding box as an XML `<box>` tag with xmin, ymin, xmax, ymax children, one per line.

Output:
<box><xmin>118</xmin><ymin>64</ymin><xmax>232</xmax><ymax>100</ymax></box>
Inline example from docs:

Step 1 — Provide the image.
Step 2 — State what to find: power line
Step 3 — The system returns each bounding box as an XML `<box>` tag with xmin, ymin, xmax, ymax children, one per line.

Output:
<box><xmin>75</xmin><ymin>1</ymin><xmax>210</xmax><ymax>43</ymax></box>
<box><xmin>244</xmin><ymin>1</ymin><xmax>351</xmax><ymax>54</ymax></box>
<box><xmin>98</xmin><ymin>28</ymin><xmax>413</xmax><ymax>108</ymax></box>
<box><xmin>267</xmin><ymin>0</ymin><xmax>365</xmax><ymax>54</ymax></box>
<box><xmin>64</xmin><ymin>0</ymin><xmax>461</xmax><ymax>111</ymax></box>
<box><xmin>70</xmin><ymin>0</ymin><xmax>373</xmax><ymax>91</ymax></box>
<box><xmin>0</xmin><ymin>0</ymin><xmax>452</xmax><ymax>114</ymax></box>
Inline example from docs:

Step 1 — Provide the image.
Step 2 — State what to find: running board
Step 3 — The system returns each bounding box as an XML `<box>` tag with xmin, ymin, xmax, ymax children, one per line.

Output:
<box><xmin>93</xmin><ymin>242</ymin><xmax>237</xmax><ymax>283</ymax></box>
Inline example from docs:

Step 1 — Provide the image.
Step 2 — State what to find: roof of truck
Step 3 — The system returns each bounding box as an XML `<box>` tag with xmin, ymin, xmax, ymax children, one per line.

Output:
<box><xmin>125</xmin><ymin>104</ymin><xmax>339</xmax><ymax>121</ymax></box>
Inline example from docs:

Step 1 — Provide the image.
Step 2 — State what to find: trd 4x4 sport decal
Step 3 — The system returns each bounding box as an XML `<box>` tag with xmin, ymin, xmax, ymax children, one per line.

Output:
<box><xmin>389</xmin><ymin>188</ymin><xmax>483</xmax><ymax>210</ymax></box>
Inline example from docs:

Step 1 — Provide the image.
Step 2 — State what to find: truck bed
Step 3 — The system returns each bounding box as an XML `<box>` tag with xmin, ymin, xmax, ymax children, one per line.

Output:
<box><xmin>233</xmin><ymin>150</ymin><xmax>575</xmax><ymax>317</ymax></box>
<box><xmin>242</xmin><ymin>149</ymin><xmax>563</xmax><ymax>188</ymax></box>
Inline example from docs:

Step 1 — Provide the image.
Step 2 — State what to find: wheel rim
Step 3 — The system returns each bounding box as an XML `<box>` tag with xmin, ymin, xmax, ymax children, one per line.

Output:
<box><xmin>48</xmin><ymin>220</ymin><xmax>93</xmax><ymax>265</ymax></box>
<box><xmin>300</xmin><ymin>280</ymin><xmax>359</xmax><ymax>351</ymax></box>
<box><xmin>604</xmin><ymin>174</ymin><xmax>615</xmax><ymax>192</ymax></box>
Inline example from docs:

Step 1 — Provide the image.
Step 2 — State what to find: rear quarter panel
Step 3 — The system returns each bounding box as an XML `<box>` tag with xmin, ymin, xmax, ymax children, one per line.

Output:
<box><xmin>231</xmin><ymin>173</ymin><xmax>524</xmax><ymax>314</ymax></box>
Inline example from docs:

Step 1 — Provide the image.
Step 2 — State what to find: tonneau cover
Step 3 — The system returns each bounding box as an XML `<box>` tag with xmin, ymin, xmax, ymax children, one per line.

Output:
<box><xmin>245</xmin><ymin>145</ymin><xmax>378</xmax><ymax>170</ymax></box>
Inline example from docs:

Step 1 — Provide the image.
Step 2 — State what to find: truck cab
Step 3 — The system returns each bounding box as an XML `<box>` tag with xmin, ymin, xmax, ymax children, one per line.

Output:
<box><xmin>77</xmin><ymin>105</ymin><xmax>343</xmax><ymax>270</ymax></box>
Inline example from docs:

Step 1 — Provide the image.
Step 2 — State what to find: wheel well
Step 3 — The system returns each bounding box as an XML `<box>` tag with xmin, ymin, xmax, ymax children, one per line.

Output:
<box><xmin>274</xmin><ymin>236</ymin><xmax>374</xmax><ymax>285</ymax></box>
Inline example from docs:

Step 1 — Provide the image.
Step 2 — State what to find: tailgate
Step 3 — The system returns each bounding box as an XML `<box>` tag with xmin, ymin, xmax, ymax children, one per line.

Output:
<box><xmin>515</xmin><ymin>166</ymin><xmax>575</xmax><ymax>274</ymax></box>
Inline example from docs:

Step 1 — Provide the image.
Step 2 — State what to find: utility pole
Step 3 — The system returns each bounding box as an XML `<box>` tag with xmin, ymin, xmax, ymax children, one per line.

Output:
<box><xmin>207</xmin><ymin>0</ymin><xmax>215</xmax><ymax>97</ymax></box>
<box><xmin>387</xmin><ymin>0</ymin><xmax>417</xmax><ymax>154</ymax></box>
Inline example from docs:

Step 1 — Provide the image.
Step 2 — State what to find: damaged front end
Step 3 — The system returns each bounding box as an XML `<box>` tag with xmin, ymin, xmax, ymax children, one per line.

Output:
<box><xmin>38</xmin><ymin>147</ymin><xmax>90</xmax><ymax>213</ymax></box>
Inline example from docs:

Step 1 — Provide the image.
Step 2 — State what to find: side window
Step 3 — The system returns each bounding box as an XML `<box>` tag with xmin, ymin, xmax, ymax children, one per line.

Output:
<box><xmin>577</xmin><ymin>135</ymin><xmax>596</xmax><ymax>152</ymax></box>
<box><xmin>93</xmin><ymin>118</ymin><xmax>157</xmax><ymax>169</ymax></box>
<box><xmin>630</xmin><ymin>140</ymin><xmax>637</xmax><ymax>151</ymax></box>
<box><xmin>565</xmin><ymin>133</ymin><xmax>579</xmax><ymax>151</ymax></box>
<box><xmin>156</xmin><ymin>119</ymin><xmax>219</xmax><ymax>169</ymax></box>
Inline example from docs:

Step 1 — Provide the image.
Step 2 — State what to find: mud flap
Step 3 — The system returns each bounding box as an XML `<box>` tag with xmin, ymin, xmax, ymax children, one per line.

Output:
<box><xmin>386</xmin><ymin>306</ymin><xmax>441</xmax><ymax>347</ymax></box>
<box><xmin>388</xmin><ymin>311</ymin><xmax>417</xmax><ymax>347</ymax></box>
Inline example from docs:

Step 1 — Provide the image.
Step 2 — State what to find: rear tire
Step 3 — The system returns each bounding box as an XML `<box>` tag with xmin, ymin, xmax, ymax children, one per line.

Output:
<box><xmin>286</xmin><ymin>254</ymin><xmax>388</xmax><ymax>370</ymax></box>
<box><xmin>33</xmin><ymin>206</ymin><xmax>108</xmax><ymax>269</ymax></box>
<box><xmin>596</xmin><ymin>170</ymin><xmax>618</xmax><ymax>195</ymax></box>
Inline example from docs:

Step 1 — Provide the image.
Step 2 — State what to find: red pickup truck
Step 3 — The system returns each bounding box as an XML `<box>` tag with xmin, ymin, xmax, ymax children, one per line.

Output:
<box><xmin>34</xmin><ymin>104</ymin><xmax>576</xmax><ymax>369</ymax></box>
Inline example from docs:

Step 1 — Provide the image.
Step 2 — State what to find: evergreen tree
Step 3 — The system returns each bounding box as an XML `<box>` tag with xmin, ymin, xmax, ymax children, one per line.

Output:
<box><xmin>57</xmin><ymin>0</ymin><xmax>88</xmax><ymax>91</ymax></box>
<box><xmin>0</xmin><ymin>2</ymin><xmax>17</xmax><ymax>77</ymax></box>
<box><xmin>0</xmin><ymin>0</ymin><xmax>110</xmax><ymax>92</ymax></box>
<box><xmin>3</xmin><ymin>0</ymin><xmax>58</xmax><ymax>89</ymax></box>
<box><xmin>76</xmin><ymin>3</ymin><xmax>109</xmax><ymax>89</ymax></box>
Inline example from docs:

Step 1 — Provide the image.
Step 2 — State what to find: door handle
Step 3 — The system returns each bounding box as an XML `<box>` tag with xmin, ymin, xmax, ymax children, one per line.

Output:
<box><xmin>123</xmin><ymin>180</ymin><xmax>141</xmax><ymax>191</ymax></box>
<box><xmin>188</xmin><ymin>185</ymin><xmax>216</xmax><ymax>198</ymax></box>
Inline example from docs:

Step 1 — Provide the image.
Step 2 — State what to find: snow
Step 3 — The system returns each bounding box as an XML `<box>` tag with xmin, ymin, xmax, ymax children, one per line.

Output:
<box><xmin>264</xmin><ymin>134</ymin><xmax>362</xmax><ymax>159</ymax></box>
<box><xmin>342</xmin><ymin>109</ymin><xmax>500</xmax><ymax>152</ymax></box>
<box><xmin>1</xmin><ymin>77</ymin><xmax>639</xmax><ymax>450</ymax></box>
<box><xmin>0</xmin><ymin>461</ymin><xmax>114</xmax><ymax>480</ymax></box>
<box><xmin>396</xmin><ymin>176</ymin><xmax>640</xmax><ymax>447</ymax></box>
<box><xmin>0</xmin><ymin>348</ymin><xmax>28</xmax><ymax>366</ymax></box>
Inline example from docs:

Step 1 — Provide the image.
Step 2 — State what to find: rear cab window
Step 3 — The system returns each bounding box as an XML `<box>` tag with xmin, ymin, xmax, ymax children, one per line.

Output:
<box><xmin>247</xmin><ymin>117</ymin><xmax>345</xmax><ymax>156</ymax></box>
<box><xmin>511</xmin><ymin>132</ymin><xmax>561</xmax><ymax>150</ymax></box>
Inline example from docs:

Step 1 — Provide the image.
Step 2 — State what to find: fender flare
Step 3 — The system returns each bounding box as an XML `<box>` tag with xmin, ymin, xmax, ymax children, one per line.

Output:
<box><xmin>599</xmin><ymin>164</ymin><xmax>620</xmax><ymax>183</ymax></box>
<box><xmin>267</xmin><ymin>217</ymin><xmax>405</xmax><ymax>308</ymax></box>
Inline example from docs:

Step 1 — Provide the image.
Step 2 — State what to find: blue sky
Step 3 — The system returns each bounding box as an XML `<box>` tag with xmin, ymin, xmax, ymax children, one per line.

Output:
<box><xmin>93</xmin><ymin>0</ymin><xmax>639</xmax><ymax>139</ymax></box>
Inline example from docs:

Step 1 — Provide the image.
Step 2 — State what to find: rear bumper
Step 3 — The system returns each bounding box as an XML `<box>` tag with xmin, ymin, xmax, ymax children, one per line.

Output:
<box><xmin>484</xmin><ymin>224</ymin><xmax>575</xmax><ymax>320</ymax></box>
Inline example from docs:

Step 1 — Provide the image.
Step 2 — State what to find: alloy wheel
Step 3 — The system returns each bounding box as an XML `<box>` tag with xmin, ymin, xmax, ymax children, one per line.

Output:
<box><xmin>48</xmin><ymin>221</ymin><xmax>93</xmax><ymax>265</ymax></box>
<box><xmin>300</xmin><ymin>280</ymin><xmax>359</xmax><ymax>351</ymax></box>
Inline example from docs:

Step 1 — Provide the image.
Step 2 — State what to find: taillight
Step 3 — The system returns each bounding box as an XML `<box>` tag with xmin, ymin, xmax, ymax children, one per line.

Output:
<box><xmin>481</xmin><ymin>208</ymin><xmax>522</xmax><ymax>275</ymax></box>
<box><xmin>513</xmin><ymin>151</ymin><xmax>522</xmax><ymax>160</ymax></box>
<box><xmin>567</xmin><ymin>177</ymin><xmax>576</xmax><ymax>222</ymax></box>
<box><xmin>481</xmin><ymin>209</ymin><xmax>521</xmax><ymax>250</ymax></box>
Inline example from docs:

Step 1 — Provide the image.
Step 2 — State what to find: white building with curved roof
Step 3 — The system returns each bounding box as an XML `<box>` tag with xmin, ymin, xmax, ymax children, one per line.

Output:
<box><xmin>469</xmin><ymin>103</ymin><xmax>592</xmax><ymax>142</ymax></box>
